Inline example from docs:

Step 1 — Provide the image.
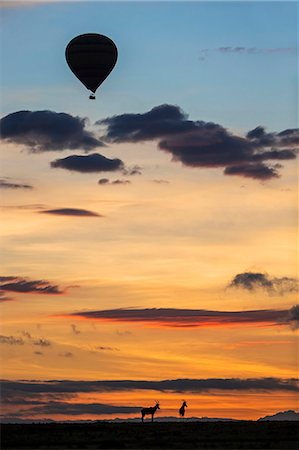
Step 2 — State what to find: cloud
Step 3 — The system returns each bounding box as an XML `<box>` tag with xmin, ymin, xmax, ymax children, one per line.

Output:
<box><xmin>98</xmin><ymin>178</ymin><xmax>131</xmax><ymax>185</ymax></box>
<box><xmin>1</xmin><ymin>331</ymin><xmax>52</xmax><ymax>348</ymax></box>
<box><xmin>71</xmin><ymin>324</ymin><xmax>80</xmax><ymax>335</ymax></box>
<box><xmin>218</xmin><ymin>47</ymin><xmax>297</xmax><ymax>55</ymax></box>
<box><xmin>122</xmin><ymin>165</ymin><xmax>143</xmax><ymax>176</ymax></box>
<box><xmin>152</xmin><ymin>179</ymin><xmax>170</xmax><ymax>184</ymax></box>
<box><xmin>0</xmin><ymin>110</ymin><xmax>104</xmax><ymax>152</ymax></box>
<box><xmin>0</xmin><ymin>335</ymin><xmax>24</xmax><ymax>345</ymax></box>
<box><xmin>95</xmin><ymin>346</ymin><xmax>120</xmax><ymax>352</ymax></box>
<box><xmin>99</xmin><ymin>105</ymin><xmax>298</xmax><ymax>180</ymax></box>
<box><xmin>33</xmin><ymin>338</ymin><xmax>51</xmax><ymax>347</ymax></box>
<box><xmin>21</xmin><ymin>331</ymin><xmax>32</xmax><ymax>339</ymax></box>
<box><xmin>228</xmin><ymin>272</ymin><xmax>298</xmax><ymax>295</ymax></box>
<box><xmin>58</xmin><ymin>352</ymin><xmax>74</xmax><ymax>358</ymax></box>
<box><xmin>224</xmin><ymin>163</ymin><xmax>280</xmax><ymax>180</ymax></box>
<box><xmin>39</xmin><ymin>208</ymin><xmax>102</xmax><ymax>217</ymax></box>
<box><xmin>20</xmin><ymin>331</ymin><xmax>52</xmax><ymax>348</ymax></box>
<box><xmin>0</xmin><ymin>179</ymin><xmax>33</xmax><ymax>189</ymax></box>
<box><xmin>199</xmin><ymin>47</ymin><xmax>297</xmax><ymax>60</ymax></box>
<box><xmin>51</xmin><ymin>153</ymin><xmax>124</xmax><ymax>173</ymax></box>
<box><xmin>285</xmin><ymin>305</ymin><xmax>299</xmax><ymax>330</ymax></box>
<box><xmin>34</xmin><ymin>351</ymin><xmax>43</xmax><ymax>356</ymax></box>
<box><xmin>10</xmin><ymin>401</ymin><xmax>142</xmax><ymax>417</ymax></box>
<box><xmin>116</xmin><ymin>330</ymin><xmax>132</xmax><ymax>337</ymax></box>
<box><xmin>0</xmin><ymin>292</ymin><xmax>13</xmax><ymax>303</ymax></box>
<box><xmin>63</xmin><ymin>307</ymin><xmax>289</xmax><ymax>328</ymax></box>
<box><xmin>98</xmin><ymin>104</ymin><xmax>194</xmax><ymax>143</ymax></box>
<box><xmin>2</xmin><ymin>378</ymin><xmax>298</xmax><ymax>400</ymax></box>
<box><xmin>0</xmin><ymin>276</ymin><xmax>64</xmax><ymax>295</ymax></box>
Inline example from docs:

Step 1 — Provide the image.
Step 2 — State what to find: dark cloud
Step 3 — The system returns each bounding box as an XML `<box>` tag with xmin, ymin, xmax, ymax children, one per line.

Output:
<box><xmin>277</xmin><ymin>128</ymin><xmax>299</xmax><ymax>146</ymax></box>
<box><xmin>285</xmin><ymin>305</ymin><xmax>299</xmax><ymax>330</ymax></box>
<box><xmin>246</xmin><ymin>126</ymin><xmax>299</xmax><ymax>149</ymax></box>
<box><xmin>229</xmin><ymin>272</ymin><xmax>298</xmax><ymax>295</ymax></box>
<box><xmin>99</xmin><ymin>105</ymin><xmax>297</xmax><ymax>180</ymax></box>
<box><xmin>33</xmin><ymin>338</ymin><xmax>51</xmax><ymax>347</ymax></box>
<box><xmin>39</xmin><ymin>208</ymin><xmax>102</xmax><ymax>217</ymax></box>
<box><xmin>2</xmin><ymin>378</ymin><xmax>297</xmax><ymax>401</ymax></box>
<box><xmin>98</xmin><ymin>104</ymin><xmax>195</xmax><ymax>142</ymax></box>
<box><xmin>0</xmin><ymin>110</ymin><xmax>104</xmax><ymax>152</ymax></box>
<box><xmin>11</xmin><ymin>401</ymin><xmax>142</xmax><ymax>417</ymax></box>
<box><xmin>0</xmin><ymin>335</ymin><xmax>24</xmax><ymax>345</ymax></box>
<box><xmin>51</xmin><ymin>153</ymin><xmax>124</xmax><ymax>173</ymax></box>
<box><xmin>0</xmin><ymin>276</ymin><xmax>64</xmax><ymax>295</ymax></box>
<box><xmin>98</xmin><ymin>178</ymin><xmax>131</xmax><ymax>185</ymax></box>
<box><xmin>0</xmin><ymin>179</ymin><xmax>33</xmax><ymax>189</ymax></box>
<box><xmin>65</xmin><ymin>307</ymin><xmax>288</xmax><ymax>328</ymax></box>
<box><xmin>224</xmin><ymin>163</ymin><xmax>280</xmax><ymax>180</ymax></box>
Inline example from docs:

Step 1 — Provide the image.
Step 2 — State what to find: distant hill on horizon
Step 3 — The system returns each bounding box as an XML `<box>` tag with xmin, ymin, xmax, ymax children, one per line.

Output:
<box><xmin>1</xmin><ymin>410</ymin><xmax>299</xmax><ymax>424</ymax></box>
<box><xmin>258</xmin><ymin>410</ymin><xmax>299</xmax><ymax>421</ymax></box>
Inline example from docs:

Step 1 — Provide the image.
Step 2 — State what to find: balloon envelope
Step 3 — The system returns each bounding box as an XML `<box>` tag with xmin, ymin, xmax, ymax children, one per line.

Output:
<box><xmin>65</xmin><ymin>33</ymin><xmax>118</xmax><ymax>94</ymax></box>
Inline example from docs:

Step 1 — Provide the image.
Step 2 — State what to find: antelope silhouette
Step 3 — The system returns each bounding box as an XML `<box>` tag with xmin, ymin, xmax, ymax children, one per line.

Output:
<box><xmin>179</xmin><ymin>400</ymin><xmax>187</xmax><ymax>417</ymax></box>
<box><xmin>141</xmin><ymin>401</ymin><xmax>160</xmax><ymax>422</ymax></box>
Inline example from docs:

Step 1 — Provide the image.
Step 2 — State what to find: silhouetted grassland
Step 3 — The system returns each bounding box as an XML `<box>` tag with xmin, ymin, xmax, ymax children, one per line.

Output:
<box><xmin>1</xmin><ymin>421</ymin><xmax>298</xmax><ymax>449</ymax></box>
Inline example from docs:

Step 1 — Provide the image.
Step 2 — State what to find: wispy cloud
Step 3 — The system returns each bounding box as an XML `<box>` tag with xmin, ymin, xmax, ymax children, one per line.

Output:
<box><xmin>0</xmin><ymin>333</ymin><xmax>51</xmax><ymax>347</ymax></box>
<box><xmin>0</xmin><ymin>335</ymin><xmax>24</xmax><ymax>345</ymax></box>
<box><xmin>0</xmin><ymin>179</ymin><xmax>33</xmax><ymax>190</ymax></box>
<box><xmin>58</xmin><ymin>352</ymin><xmax>74</xmax><ymax>358</ymax></box>
<box><xmin>0</xmin><ymin>292</ymin><xmax>13</xmax><ymax>303</ymax></box>
<box><xmin>151</xmin><ymin>179</ymin><xmax>170</xmax><ymax>184</ymax></box>
<box><xmin>98</xmin><ymin>178</ymin><xmax>131</xmax><ymax>186</ymax></box>
<box><xmin>0</xmin><ymin>276</ymin><xmax>64</xmax><ymax>295</ymax></box>
<box><xmin>71</xmin><ymin>324</ymin><xmax>80</xmax><ymax>335</ymax></box>
<box><xmin>33</xmin><ymin>338</ymin><xmax>51</xmax><ymax>347</ymax></box>
<box><xmin>95</xmin><ymin>346</ymin><xmax>120</xmax><ymax>352</ymax></box>
<box><xmin>199</xmin><ymin>47</ymin><xmax>297</xmax><ymax>60</ymax></box>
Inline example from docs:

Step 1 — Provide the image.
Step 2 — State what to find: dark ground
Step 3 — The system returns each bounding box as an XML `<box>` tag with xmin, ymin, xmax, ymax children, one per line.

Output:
<box><xmin>1</xmin><ymin>421</ymin><xmax>298</xmax><ymax>449</ymax></box>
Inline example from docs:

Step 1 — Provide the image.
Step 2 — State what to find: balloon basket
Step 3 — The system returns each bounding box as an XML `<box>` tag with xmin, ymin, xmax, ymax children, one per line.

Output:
<box><xmin>89</xmin><ymin>94</ymin><xmax>96</xmax><ymax>100</ymax></box>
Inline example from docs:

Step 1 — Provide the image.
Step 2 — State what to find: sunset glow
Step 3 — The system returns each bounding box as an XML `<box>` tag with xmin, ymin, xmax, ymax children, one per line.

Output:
<box><xmin>1</xmin><ymin>0</ymin><xmax>298</xmax><ymax>423</ymax></box>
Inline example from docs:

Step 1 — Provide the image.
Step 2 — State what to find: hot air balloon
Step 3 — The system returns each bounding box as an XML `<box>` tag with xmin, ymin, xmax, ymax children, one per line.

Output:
<box><xmin>65</xmin><ymin>33</ymin><xmax>118</xmax><ymax>100</ymax></box>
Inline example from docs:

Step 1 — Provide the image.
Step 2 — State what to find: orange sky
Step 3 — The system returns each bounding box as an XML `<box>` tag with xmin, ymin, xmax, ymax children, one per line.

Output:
<box><xmin>1</xmin><ymin>1</ymin><xmax>298</xmax><ymax>423</ymax></box>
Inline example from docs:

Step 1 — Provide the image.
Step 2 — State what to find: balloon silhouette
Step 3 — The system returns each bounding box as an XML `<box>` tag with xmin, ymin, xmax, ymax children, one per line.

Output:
<box><xmin>65</xmin><ymin>33</ymin><xmax>118</xmax><ymax>99</ymax></box>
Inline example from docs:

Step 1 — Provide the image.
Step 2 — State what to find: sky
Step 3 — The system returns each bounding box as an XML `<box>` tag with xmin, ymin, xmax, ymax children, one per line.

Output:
<box><xmin>0</xmin><ymin>1</ymin><xmax>298</xmax><ymax>422</ymax></box>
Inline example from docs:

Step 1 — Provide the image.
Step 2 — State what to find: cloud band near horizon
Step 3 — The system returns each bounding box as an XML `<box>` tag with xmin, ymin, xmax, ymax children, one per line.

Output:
<box><xmin>1</xmin><ymin>377</ymin><xmax>297</xmax><ymax>419</ymax></box>
<box><xmin>2</xmin><ymin>378</ymin><xmax>298</xmax><ymax>399</ymax></box>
